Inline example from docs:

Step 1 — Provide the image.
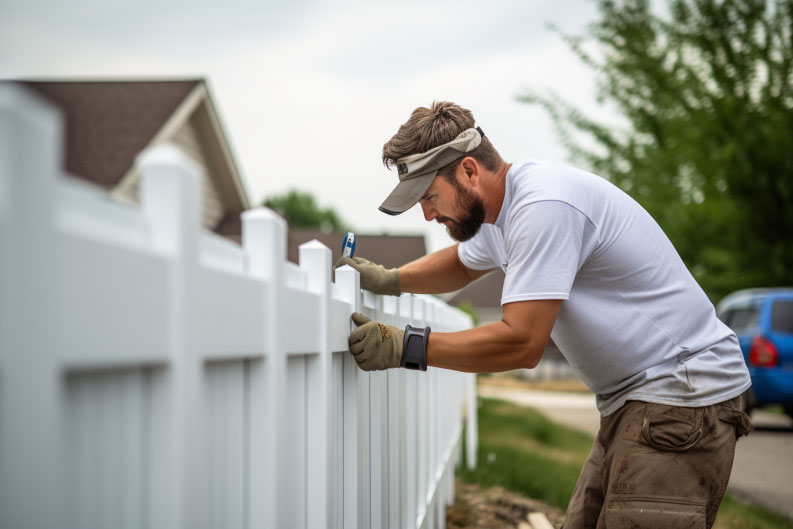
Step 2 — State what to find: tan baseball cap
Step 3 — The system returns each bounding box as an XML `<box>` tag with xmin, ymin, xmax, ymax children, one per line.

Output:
<box><xmin>379</xmin><ymin>126</ymin><xmax>484</xmax><ymax>215</ymax></box>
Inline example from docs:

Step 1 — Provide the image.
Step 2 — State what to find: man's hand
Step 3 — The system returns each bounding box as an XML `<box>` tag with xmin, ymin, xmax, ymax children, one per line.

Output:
<box><xmin>348</xmin><ymin>312</ymin><xmax>403</xmax><ymax>371</ymax></box>
<box><xmin>335</xmin><ymin>256</ymin><xmax>400</xmax><ymax>296</ymax></box>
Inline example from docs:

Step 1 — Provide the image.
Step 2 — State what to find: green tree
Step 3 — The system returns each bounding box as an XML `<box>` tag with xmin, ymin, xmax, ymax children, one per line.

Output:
<box><xmin>521</xmin><ymin>0</ymin><xmax>793</xmax><ymax>300</ymax></box>
<box><xmin>262</xmin><ymin>189</ymin><xmax>350</xmax><ymax>233</ymax></box>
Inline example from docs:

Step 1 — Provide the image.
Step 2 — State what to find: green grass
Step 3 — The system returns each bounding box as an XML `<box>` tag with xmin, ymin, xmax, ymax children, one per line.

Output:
<box><xmin>459</xmin><ymin>397</ymin><xmax>593</xmax><ymax>510</ymax></box>
<box><xmin>714</xmin><ymin>494</ymin><xmax>793</xmax><ymax>529</ymax></box>
<box><xmin>459</xmin><ymin>397</ymin><xmax>793</xmax><ymax>528</ymax></box>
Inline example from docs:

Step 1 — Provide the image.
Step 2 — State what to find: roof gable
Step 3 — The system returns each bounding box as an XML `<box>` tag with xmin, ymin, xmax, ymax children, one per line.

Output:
<box><xmin>21</xmin><ymin>80</ymin><xmax>201</xmax><ymax>190</ymax></box>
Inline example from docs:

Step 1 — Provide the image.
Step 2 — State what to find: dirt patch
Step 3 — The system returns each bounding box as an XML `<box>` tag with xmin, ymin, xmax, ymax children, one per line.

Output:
<box><xmin>446</xmin><ymin>479</ymin><xmax>565</xmax><ymax>529</ymax></box>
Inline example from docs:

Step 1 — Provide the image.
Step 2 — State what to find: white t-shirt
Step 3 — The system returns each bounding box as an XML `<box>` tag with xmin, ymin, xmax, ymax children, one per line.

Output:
<box><xmin>459</xmin><ymin>160</ymin><xmax>751</xmax><ymax>416</ymax></box>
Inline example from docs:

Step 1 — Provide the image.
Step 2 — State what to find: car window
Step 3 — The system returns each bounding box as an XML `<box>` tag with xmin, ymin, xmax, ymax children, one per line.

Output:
<box><xmin>720</xmin><ymin>306</ymin><xmax>760</xmax><ymax>334</ymax></box>
<box><xmin>771</xmin><ymin>300</ymin><xmax>793</xmax><ymax>334</ymax></box>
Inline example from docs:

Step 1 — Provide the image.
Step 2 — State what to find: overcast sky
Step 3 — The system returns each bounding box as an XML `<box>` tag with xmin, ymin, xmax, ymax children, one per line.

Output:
<box><xmin>1</xmin><ymin>0</ymin><xmax>612</xmax><ymax>254</ymax></box>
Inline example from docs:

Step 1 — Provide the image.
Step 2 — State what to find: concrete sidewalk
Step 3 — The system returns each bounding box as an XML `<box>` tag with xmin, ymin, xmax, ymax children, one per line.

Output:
<box><xmin>477</xmin><ymin>385</ymin><xmax>600</xmax><ymax>437</ymax></box>
<box><xmin>728</xmin><ymin>410</ymin><xmax>793</xmax><ymax>521</ymax></box>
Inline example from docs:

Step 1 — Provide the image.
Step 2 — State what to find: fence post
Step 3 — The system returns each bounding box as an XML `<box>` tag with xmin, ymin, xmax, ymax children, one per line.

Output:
<box><xmin>242</xmin><ymin>207</ymin><xmax>288</xmax><ymax>528</ymax></box>
<box><xmin>139</xmin><ymin>144</ymin><xmax>202</xmax><ymax>529</ymax></box>
<box><xmin>299</xmin><ymin>239</ymin><xmax>333</xmax><ymax>529</ymax></box>
<box><xmin>359</xmin><ymin>292</ymin><xmax>374</xmax><ymax>527</ymax></box>
<box><xmin>370</xmin><ymin>295</ymin><xmax>395</xmax><ymax>529</ymax></box>
<box><xmin>0</xmin><ymin>82</ymin><xmax>66</xmax><ymax>529</ymax></box>
<box><xmin>411</xmin><ymin>295</ymin><xmax>427</xmax><ymax>527</ymax></box>
<box><xmin>466</xmin><ymin>372</ymin><xmax>478</xmax><ymax>469</ymax></box>
<box><xmin>395</xmin><ymin>295</ymin><xmax>413</xmax><ymax>529</ymax></box>
<box><xmin>427</xmin><ymin>298</ymin><xmax>439</xmax><ymax>501</ymax></box>
<box><xmin>335</xmin><ymin>264</ymin><xmax>364</xmax><ymax>528</ymax></box>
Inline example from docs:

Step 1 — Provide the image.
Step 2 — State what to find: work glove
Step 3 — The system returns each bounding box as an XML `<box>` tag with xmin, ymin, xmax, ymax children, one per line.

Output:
<box><xmin>335</xmin><ymin>256</ymin><xmax>400</xmax><ymax>296</ymax></box>
<box><xmin>348</xmin><ymin>312</ymin><xmax>403</xmax><ymax>371</ymax></box>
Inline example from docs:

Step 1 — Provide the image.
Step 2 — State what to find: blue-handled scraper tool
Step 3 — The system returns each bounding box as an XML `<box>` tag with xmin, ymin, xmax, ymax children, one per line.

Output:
<box><xmin>341</xmin><ymin>232</ymin><xmax>356</xmax><ymax>258</ymax></box>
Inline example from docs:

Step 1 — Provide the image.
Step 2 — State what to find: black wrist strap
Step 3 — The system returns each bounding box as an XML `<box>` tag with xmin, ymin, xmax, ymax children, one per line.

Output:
<box><xmin>401</xmin><ymin>324</ymin><xmax>430</xmax><ymax>371</ymax></box>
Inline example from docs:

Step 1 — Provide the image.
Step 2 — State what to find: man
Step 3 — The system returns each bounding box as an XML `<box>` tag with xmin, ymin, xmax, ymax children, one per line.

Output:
<box><xmin>336</xmin><ymin>101</ymin><xmax>752</xmax><ymax>528</ymax></box>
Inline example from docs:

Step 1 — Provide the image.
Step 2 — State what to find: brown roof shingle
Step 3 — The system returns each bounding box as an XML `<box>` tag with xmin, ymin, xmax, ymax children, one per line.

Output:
<box><xmin>20</xmin><ymin>80</ymin><xmax>201</xmax><ymax>189</ymax></box>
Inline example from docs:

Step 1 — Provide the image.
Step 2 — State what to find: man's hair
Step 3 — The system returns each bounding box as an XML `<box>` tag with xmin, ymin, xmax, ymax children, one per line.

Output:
<box><xmin>382</xmin><ymin>101</ymin><xmax>503</xmax><ymax>181</ymax></box>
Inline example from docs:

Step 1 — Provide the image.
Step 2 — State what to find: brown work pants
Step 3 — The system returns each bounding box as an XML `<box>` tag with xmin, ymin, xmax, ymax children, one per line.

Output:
<box><xmin>562</xmin><ymin>395</ymin><xmax>753</xmax><ymax>529</ymax></box>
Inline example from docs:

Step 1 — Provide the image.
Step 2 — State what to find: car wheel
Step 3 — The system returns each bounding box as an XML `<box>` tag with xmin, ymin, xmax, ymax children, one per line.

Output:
<box><xmin>783</xmin><ymin>404</ymin><xmax>793</xmax><ymax>422</ymax></box>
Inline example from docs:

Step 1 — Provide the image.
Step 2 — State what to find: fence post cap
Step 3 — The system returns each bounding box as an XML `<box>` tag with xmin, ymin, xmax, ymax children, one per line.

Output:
<box><xmin>298</xmin><ymin>239</ymin><xmax>329</xmax><ymax>252</ymax></box>
<box><xmin>138</xmin><ymin>143</ymin><xmax>194</xmax><ymax>168</ymax></box>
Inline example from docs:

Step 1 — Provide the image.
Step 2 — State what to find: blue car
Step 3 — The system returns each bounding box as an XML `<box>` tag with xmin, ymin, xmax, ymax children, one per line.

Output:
<box><xmin>716</xmin><ymin>288</ymin><xmax>793</xmax><ymax>418</ymax></box>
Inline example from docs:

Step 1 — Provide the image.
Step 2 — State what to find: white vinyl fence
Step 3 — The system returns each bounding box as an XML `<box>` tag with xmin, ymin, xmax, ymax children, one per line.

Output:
<box><xmin>0</xmin><ymin>83</ymin><xmax>478</xmax><ymax>529</ymax></box>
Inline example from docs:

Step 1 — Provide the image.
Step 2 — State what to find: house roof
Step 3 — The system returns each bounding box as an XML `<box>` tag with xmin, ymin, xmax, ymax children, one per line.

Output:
<box><xmin>214</xmin><ymin>212</ymin><xmax>243</xmax><ymax>243</ymax></box>
<box><xmin>20</xmin><ymin>80</ymin><xmax>201</xmax><ymax>190</ymax></box>
<box><xmin>287</xmin><ymin>230</ymin><xmax>426</xmax><ymax>269</ymax></box>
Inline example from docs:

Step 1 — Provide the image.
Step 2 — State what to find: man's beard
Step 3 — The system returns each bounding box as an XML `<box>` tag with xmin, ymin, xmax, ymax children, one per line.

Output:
<box><xmin>437</xmin><ymin>182</ymin><xmax>486</xmax><ymax>242</ymax></box>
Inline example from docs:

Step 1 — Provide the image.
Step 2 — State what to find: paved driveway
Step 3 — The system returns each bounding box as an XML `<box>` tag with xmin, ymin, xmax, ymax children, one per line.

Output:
<box><xmin>477</xmin><ymin>384</ymin><xmax>793</xmax><ymax>521</ymax></box>
<box><xmin>728</xmin><ymin>410</ymin><xmax>793</xmax><ymax>520</ymax></box>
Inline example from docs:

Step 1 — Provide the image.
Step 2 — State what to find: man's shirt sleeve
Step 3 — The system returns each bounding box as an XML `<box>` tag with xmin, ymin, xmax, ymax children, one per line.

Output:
<box><xmin>501</xmin><ymin>200</ymin><xmax>596</xmax><ymax>304</ymax></box>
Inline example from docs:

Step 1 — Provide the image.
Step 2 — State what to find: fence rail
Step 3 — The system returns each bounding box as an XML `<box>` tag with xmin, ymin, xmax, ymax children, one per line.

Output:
<box><xmin>0</xmin><ymin>83</ymin><xmax>478</xmax><ymax>529</ymax></box>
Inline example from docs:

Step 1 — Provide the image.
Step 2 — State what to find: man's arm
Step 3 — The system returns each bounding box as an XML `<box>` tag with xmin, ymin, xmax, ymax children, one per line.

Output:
<box><xmin>427</xmin><ymin>299</ymin><xmax>562</xmax><ymax>372</ymax></box>
<box><xmin>399</xmin><ymin>244</ymin><xmax>492</xmax><ymax>294</ymax></box>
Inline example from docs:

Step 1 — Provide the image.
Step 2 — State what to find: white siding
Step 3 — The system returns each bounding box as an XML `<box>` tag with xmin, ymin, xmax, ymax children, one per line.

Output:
<box><xmin>112</xmin><ymin>115</ymin><xmax>227</xmax><ymax>230</ymax></box>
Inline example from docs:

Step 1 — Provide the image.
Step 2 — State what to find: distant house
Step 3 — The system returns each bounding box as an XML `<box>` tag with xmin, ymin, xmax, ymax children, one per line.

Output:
<box><xmin>287</xmin><ymin>230</ymin><xmax>427</xmax><ymax>268</ymax></box>
<box><xmin>19</xmin><ymin>79</ymin><xmax>249</xmax><ymax>241</ymax></box>
<box><xmin>18</xmin><ymin>80</ymin><xmax>428</xmax><ymax>272</ymax></box>
<box><xmin>447</xmin><ymin>268</ymin><xmax>573</xmax><ymax>376</ymax></box>
<box><xmin>446</xmin><ymin>269</ymin><xmax>505</xmax><ymax>325</ymax></box>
